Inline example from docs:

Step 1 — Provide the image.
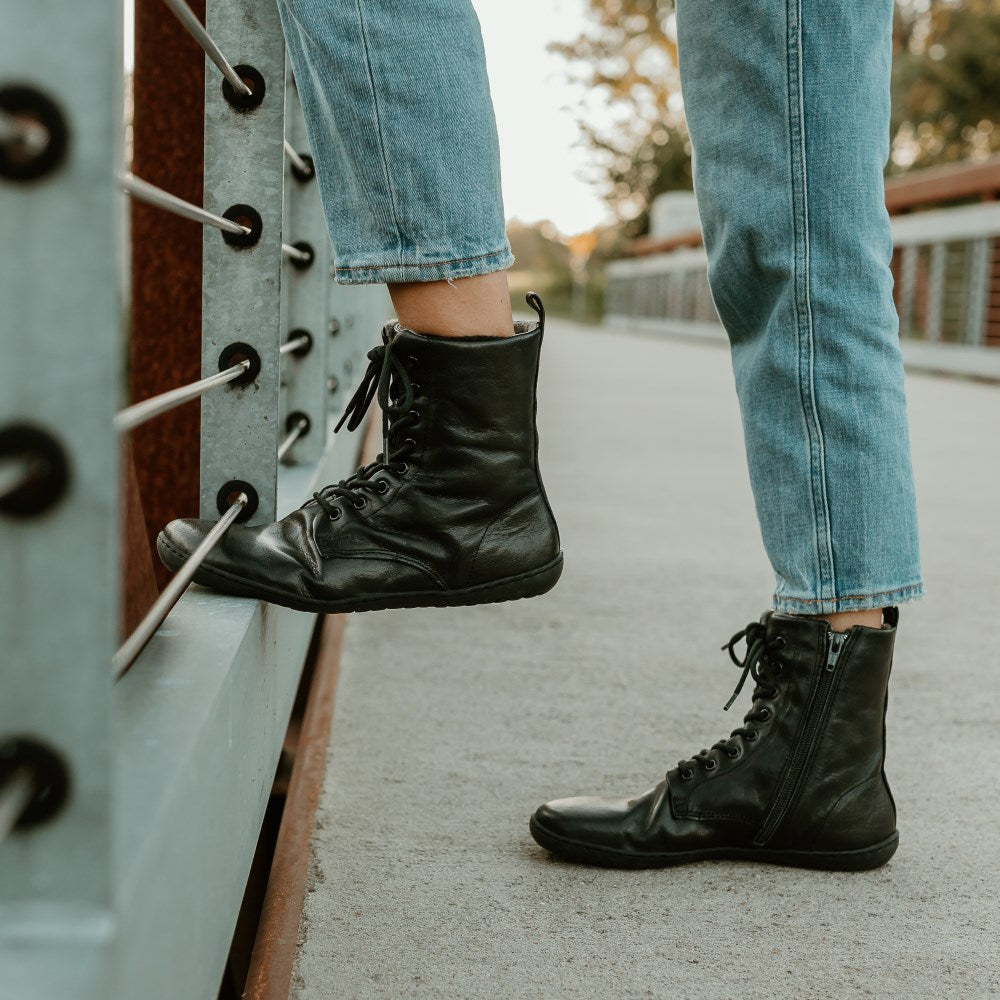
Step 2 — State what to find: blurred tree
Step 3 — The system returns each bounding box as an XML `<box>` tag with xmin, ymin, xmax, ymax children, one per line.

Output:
<box><xmin>549</xmin><ymin>0</ymin><xmax>689</xmax><ymax>236</ymax></box>
<box><xmin>891</xmin><ymin>0</ymin><xmax>1000</xmax><ymax>171</ymax></box>
<box><xmin>506</xmin><ymin>219</ymin><xmax>571</xmax><ymax>276</ymax></box>
<box><xmin>554</xmin><ymin>0</ymin><xmax>1000</xmax><ymax>232</ymax></box>
<box><xmin>506</xmin><ymin>219</ymin><xmax>625</xmax><ymax>321</ymax></box>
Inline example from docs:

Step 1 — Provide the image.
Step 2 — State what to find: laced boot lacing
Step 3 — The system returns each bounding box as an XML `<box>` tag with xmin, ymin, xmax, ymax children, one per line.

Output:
<box><xmin>676</xmin><ymin>622</ymin><xmax>787</xmax><ymax>781</ymax></box>
<box><xmin>306</xmin><ymin>335</ymin><xmax>420</xmax><ymax>521</ymax></box>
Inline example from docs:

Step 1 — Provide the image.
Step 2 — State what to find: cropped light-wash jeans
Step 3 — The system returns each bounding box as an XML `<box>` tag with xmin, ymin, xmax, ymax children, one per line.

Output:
<box><xmin>277</xmin><ymin>0</ymin><xmax>924</xmax><ymax>615</ymax></box>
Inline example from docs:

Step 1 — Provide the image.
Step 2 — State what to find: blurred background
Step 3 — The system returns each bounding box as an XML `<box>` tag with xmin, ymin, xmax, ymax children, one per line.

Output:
<box><xmin>472</xmin><ymin>0</ymin><xmax>1000</xmax><ymax>326</ymax></box>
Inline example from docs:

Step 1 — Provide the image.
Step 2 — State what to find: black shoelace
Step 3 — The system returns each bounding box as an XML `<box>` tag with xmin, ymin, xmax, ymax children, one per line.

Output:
<box><xmin>676</xmin><ymin>622</ymin><xmax>787</xmax><ymax>780</ymax></box>
<box><xmin>306</xmin><ymin>335</ymin><xmax>420</xmax><ymax>521</ymax></box>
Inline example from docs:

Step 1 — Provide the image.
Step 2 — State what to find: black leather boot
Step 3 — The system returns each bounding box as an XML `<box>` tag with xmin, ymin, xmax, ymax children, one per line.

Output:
<box><xmin>530</xmin><ymin>610</ymin><xmax>900</xmax><ymax>871</ymax></box>
<box><xmin>157</xmin><ymin>294</ymin><xmax>562</xmax><ymax>612</ymax></box>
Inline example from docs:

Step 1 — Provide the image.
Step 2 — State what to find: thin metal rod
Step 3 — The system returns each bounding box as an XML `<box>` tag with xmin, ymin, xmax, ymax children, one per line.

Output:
<box><xmin>0</xmin><ymin>767</ymin><xmax>34</xmax><ymax>842</ymax></box>
<box><xmin>114</xmin><ymin>361</ymin><xmax>250</xmax><ymax>434</ymax></box>
<box><xmin>119</xmin><ymin>172</ymin><xmax>251</xmax><ymax>237</ymax></box>
<box><xmin>277</xmin><ymin>419</ymin><xmax>308</xmax><ymax>462</ymax></box>
<box><xmin>283</xmin><ymin>140</ymin><xmax>311</xmax><ymax>176</ymax></box>
<box><xmin>282</xmin><ymin>243</ymin><xmax>311</xmax><ymax>264</ymax></box>
<box><xmin>113</xmin><ymin>494</ymin><xmax>248</xmax><ymax>680</ymax></box>
<box><xmin>279</xmin><ymin>334</ymin><xmax>311</xmax><ymax>357</ymax></box>
<box><xmin>161</xmin><ymin>0</ymin><xmax>253</xmax><ymax>96</ymax></box>
<box><xmin>0</xmin><ymin>455</ymin><xmax>37</xmax><ymax>501</ymax></box>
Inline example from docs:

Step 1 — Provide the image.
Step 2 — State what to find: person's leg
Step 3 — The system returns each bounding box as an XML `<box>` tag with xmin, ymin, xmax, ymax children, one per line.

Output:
<box><xmin>389</xmin><ymin>272</ymin><xmax>514</xmax><ymax>338</ymax></box>
<box><xmin>678</xmin><ymin>0</ymin><xmax>922</xmax><ymax>616</ymax></box>
<box><xmin>277</xmin><ymin>0</ymin><xmax>514</xmax><ymax>337</ymax></box>
<box><xmin>530</xmin><ymin>0</ymin><xmax>921</xmax><ymax>870</ymax></box>
<box><xmin>158</xmin><ymin>1</ymin><xmax>563</xmax><ymax>610</ymax></box>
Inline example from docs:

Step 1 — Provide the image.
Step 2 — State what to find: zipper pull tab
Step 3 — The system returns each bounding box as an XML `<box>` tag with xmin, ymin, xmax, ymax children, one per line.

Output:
<box><xmin>826</xmin><ymin>631</ymin><xmax>847</xmax><ymax>671</ymax></box>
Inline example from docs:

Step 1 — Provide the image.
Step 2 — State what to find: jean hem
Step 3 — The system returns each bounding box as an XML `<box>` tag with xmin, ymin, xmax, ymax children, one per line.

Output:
<box><xmin>333</xmin><ymin>246</ymin><xmax>514</xmax><ymax>285</ymax></box>
<box><xmin>773</xmin><ymin>582</ymin><xmax>925</xmax><ymax>615</ymax></box>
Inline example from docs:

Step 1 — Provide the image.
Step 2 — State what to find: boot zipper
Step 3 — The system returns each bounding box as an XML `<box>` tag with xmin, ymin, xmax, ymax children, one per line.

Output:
<box><xmin>752</xmin><ymin>630</ymin><xmax>848</xmax><ymax>846</ymax></box>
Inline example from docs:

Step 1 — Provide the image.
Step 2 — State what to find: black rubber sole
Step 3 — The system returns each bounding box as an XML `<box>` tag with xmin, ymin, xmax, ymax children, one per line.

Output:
<box><xmin>528</xmin><ymin>815</ymin><xmax>899</xmax><ymax>872</ymax></box>
<box><xmin>157</xmin><ymin>532</ymin><xmax>563</xmax><ymax>614</ymax></box>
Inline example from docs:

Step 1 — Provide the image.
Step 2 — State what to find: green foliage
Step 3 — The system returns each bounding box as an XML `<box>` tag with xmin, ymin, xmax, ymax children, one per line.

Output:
<box><xmin>548</xmin><ymin>0</ymin><xmax>689</xmax><ymax>234</ymax></box>
<box><xmin>890</xmin><ymin>0</ymin><xmax>1000</xmax><ymax>171</ymax></box>
<box><xmin>553</xmin><ymin>0</ymin><xmax>1000</xmax><ymax>230</ymax></box>
<box><xmin>506</xmin><ymin>219</ymin><xmax>571</xmax><ymax>275</ymax></box>
<box><xmin>506</xmin><ymin>219</ymin><xmax>623</xmax><ymax>321</ymax></box>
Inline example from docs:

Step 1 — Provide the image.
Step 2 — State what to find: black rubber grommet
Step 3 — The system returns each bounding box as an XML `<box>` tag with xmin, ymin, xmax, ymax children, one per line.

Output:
<box><xmin>290</xmin><ymin>152</ymin><xmax>314</xmax><ymax>183</ymax></box>
<box><xmin>0</xmin><ymin>85</ymin><xmax>69</xmax><ymax>182</ymax></box>
<box><xmin>287</xmin><ymin>240</ymin><xmax>314</xmax><ymax>270</ymax></box>
<box><xmin>216</xmin><ymin>480</ymin><xmax>259</xmax><ymax>522</ymax></box>
<box><xmin>0</xmin><ymin>423</ymin><xmax>70</xmax><ymax>518</ymax></box>
<box><xmin>0</xmin><ymin>736</ymin><xmax>71</xmax><ymax>831</ymax></box>
<box><xmin>285</xmin><ymin>410</ymin><xmax>311</xmax><ymax>437</ymax></box>
<box><xmin>222</xmin><ymin>65</ymin><xmax>266</xmax><ymax>111</ymax></box>
<box><xmin>218</xmin><ymin>342</ymin><xmax>261</xmax><ymax>385</ymax></box>
<box><xmin>221</xmin><ymin>204</ymin><xmax>262</xmax><ymax>248</ymax></box>
<box><xmin>286</xmin><ymin>329</ymin><xmax>313</xmax><ymax>358</ymax></box>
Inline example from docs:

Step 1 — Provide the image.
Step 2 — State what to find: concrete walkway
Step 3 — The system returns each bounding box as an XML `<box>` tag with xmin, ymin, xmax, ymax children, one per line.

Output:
<box><xmin>292</xmin><ymin>319</ymin><xmax>1000</xmax><ymax>1000</ymax></box>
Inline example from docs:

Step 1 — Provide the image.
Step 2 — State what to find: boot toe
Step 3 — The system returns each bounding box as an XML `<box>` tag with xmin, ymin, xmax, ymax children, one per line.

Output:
<box><xmin>157</xmin><ymin>518</ymin><xmax>217</xmax><ymax>572</ymax></box>
<box><xmin>531</xmin><ymin>796</ymin><xmax>634</xmax><ymax>851</ymax></box>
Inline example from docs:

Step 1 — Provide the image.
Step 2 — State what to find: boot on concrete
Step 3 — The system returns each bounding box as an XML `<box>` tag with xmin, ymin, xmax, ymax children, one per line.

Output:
<box><xmin>530</xmin><ymin>609</ymin><xmax>900</xmax><ymax>871</ymax></box>
<box><xmin>158</xmin><ymin>294</ymin><xmax>562</xmax><ymax>613</ymax></box>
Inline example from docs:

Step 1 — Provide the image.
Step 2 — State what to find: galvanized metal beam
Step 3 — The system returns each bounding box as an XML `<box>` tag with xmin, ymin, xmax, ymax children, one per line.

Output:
<box><xmin>199</xmin><ymin>0</ymin><xmax>286</xmax><ymax>524</ymax></box>
<box><xmin>0</xmin><ymin>0</ymin><xmax>122</xmax><ymax>995</ymax></box>
<box><xmin>113</xmin><ymin>431</ymin><xmax>364</xmax><ymax>1000</ymax></box>
<box><xmin>327</xmin><ymin>282</ymin><xmax>390</xmax><ymax>447</ymax></box>
<box><xmin>279</xmin><ymin>64</ymin><xmax>330</xmax><ymax>464</ymax></box>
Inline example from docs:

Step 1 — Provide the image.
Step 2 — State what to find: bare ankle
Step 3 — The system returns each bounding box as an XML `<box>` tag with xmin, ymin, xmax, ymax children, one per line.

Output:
<box><xmin>388</xmin><ymin>271</ymin><xmax>515</xmax><ymax>338</ymax></box>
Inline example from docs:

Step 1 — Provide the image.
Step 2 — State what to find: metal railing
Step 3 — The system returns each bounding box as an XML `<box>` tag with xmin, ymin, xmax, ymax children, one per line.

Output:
<box><xmin>1</xmin><ymin>0</ymin><xmax>388</xmax><ymax>996</ymax></box>
<box><xmin>890</xmin><ymin>203</ymin><xmax>1000</xmax><ymax>347</ymax></box>
<box><xmin>605</xmin><ymin>202</ymin><xmax>1000</xmax><ymax>370</ymax></box>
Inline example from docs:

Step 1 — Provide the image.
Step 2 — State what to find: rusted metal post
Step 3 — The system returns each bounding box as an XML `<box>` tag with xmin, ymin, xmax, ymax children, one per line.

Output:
<box><xmin>129</xmin><ymin>0</ymin><xmax>206</xmax><ymax>587</ymax></box>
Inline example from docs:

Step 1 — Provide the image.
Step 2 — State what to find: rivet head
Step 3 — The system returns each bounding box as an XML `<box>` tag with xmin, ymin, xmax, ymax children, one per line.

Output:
<box><xmin>327</xmin><ymin>377</ymin><xmax>339</xmax><ymax>393</ymax></box>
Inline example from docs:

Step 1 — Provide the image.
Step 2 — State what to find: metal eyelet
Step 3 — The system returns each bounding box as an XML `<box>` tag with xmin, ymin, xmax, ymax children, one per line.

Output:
<box><xmin>680</xmin><ymin>768</ymin><xmax>694</xmax><ymax>781</ymax></box>
<box><xmin>327</xmin><ymin>508</ymin><xmax>342</xmax><ymax>521</ymax></box>
<box><xmin>404</xmin><ymin>437</ymin><xmax>416</xmax><ymax>449</ymax></box>
<box><xmin>744</xmin><ymin>730</ymin><xmax>759</xmax><ymax>742</ymax></box>
<box><xmin>703</xmin><ymin>758</ymin><xmax>718</xmax><ymax>772</ymax></box>
<box><xmin>396</xmin><ymin>462</ymin><xmax>409</xmax><ymax>475</ymax></box>
<box><xmin>375</xmin><ymin>480</ymin><xmax>389</xmax><ymax>495</ymax></box>
<box><xmin>758</xmin><ymin>708</ymin><xmax>771</xmax><ymax>722</ymax></box>
<box><xmin>726</xmin><ymin>747</ymin><xmax>741</xmax><ymax>760</ymax></box>
<box><xmin>774</xmin><ymin>635</ymin><xmax>787</xmax><ymax>649</ymax></box>
<box><xmin>352</xmin><ymin>497</ymin><xmax>367</xmax><ymax>510</ymax></box>
<box><xmin>408</xmin><ymin>409</ymin><xmax>420</xmax><ymax>421</ymax></box>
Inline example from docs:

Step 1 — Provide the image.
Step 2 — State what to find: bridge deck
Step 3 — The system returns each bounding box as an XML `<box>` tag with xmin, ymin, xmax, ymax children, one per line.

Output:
<box><xmin>292</xmin><ymin>319</ymin><xmax>999</xmax><ymax>999</ymax></box>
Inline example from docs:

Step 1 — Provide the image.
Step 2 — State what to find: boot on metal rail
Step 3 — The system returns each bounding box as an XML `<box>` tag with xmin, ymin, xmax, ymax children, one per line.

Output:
<box><xmin>530</xmin><ymin>609</ymin><xmax>900</xmax><ymax>871</ymax></box>
<box><xmin>157</xmin><ymin>293</ymin><xmax>562</xmax><ymax>613</ymax></box>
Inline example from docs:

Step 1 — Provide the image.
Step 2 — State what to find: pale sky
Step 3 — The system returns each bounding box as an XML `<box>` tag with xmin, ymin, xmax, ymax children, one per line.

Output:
<box><xmin>125</xmin><ymin>0</ymin><xmax>608</xmax><ymax>236</ymax></box>
<box><xmin>472</xmin><ymin>0</ymin><xmax>611</xmax><ymax>236</ymax></box>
